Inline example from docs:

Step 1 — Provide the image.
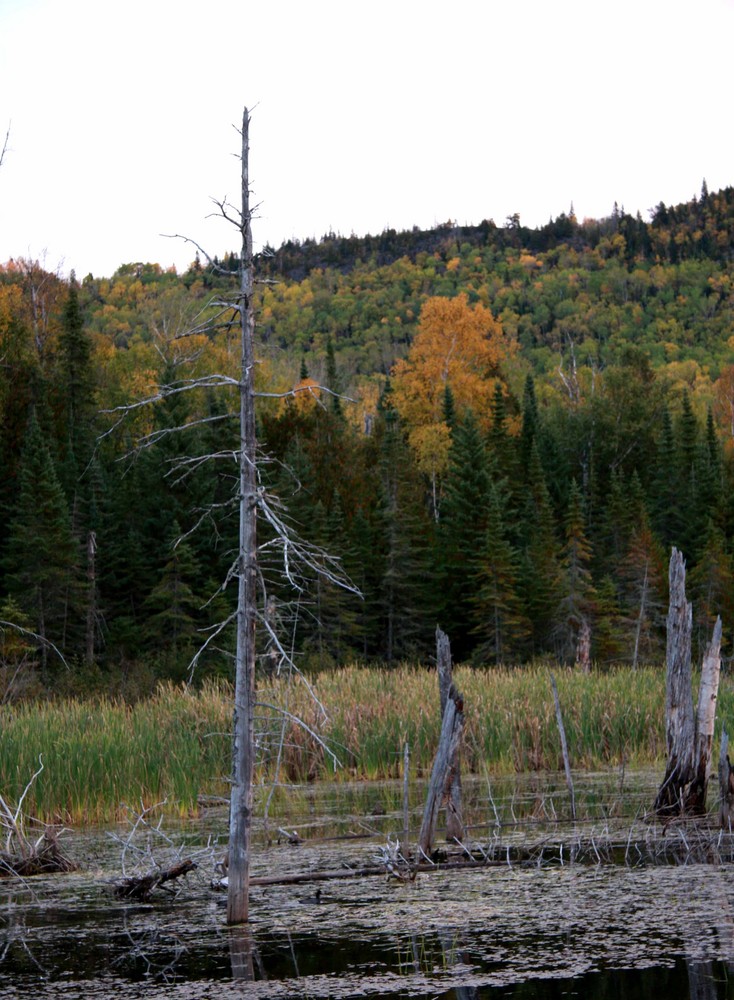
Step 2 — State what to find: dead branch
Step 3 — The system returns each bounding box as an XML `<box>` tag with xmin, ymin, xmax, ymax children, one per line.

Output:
<box><xmin>0</xmin><ymin>621</ymin><xmax>69</xmax><ymax>670</ymax></box>
<box><xmin>114</xmin><ymin>858</ymin><xmax>198</xmax><ymax>902</ymax></box>
<box><xmin>0</xmin><ymin>123</ymin><xmax>9</xmax><ymax>169</ymax></box>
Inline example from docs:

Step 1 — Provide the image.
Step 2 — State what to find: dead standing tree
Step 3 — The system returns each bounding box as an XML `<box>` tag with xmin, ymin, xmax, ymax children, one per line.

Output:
<box><xmin>226</xmin><ymin>107</ymin><xmax>258</xmax><ymax>926</ymax></box>
<box><xmin>435</xmin><ymin>627</ymin><xmax>464</xmax><ymax>842</ymax></box>
<box><xmin>654</xmin><ymin>548</ymin><xmax>723</xmax><ymax>817</ymax></box>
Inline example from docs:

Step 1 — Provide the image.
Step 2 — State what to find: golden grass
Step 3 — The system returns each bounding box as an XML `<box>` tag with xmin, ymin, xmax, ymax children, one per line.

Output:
<box><xmin>0</xmin><ymin>664</ymin><xmax>720</xmax><ymax>824</ymax></box>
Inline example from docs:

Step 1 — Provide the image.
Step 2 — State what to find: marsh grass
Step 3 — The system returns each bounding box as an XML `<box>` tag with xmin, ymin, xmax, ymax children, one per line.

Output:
<box><xmin>0</xmin><ymin>664</ymin><xmax>728</xmax><ymax>823</ymax></box>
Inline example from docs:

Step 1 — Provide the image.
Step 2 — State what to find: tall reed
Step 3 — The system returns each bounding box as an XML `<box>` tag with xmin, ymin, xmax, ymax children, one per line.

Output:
<box><xmin>0</xmin><ymin>665</ymin><xmax>725</xmax><ymax>823</ymax></box>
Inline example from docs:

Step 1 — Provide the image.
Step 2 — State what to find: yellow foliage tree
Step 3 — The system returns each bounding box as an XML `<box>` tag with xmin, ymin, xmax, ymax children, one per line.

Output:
<box><xmin>391</xmin><ymin>293</ymin><xmax>516</xmax><ymax>476</ymax></box>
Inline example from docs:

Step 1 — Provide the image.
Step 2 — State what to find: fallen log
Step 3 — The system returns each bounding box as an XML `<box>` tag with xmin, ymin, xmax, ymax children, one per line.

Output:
<box><xmin>114</xmin><ymin>858</ymin><xmax>197</xmax><ymax>902</ymax></box>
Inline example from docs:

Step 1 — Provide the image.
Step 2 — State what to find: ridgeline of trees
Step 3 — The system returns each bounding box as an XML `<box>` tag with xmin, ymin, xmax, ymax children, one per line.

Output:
<box><xmin>2</xmin><ymin>183</ymin><xmax>734</xmax><ymax>693</ymax></box>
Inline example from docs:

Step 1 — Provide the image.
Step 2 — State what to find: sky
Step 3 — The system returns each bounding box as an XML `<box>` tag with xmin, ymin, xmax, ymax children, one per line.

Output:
<box><xmin>0</xmin><ymin>0</ymin><xmax>733</xmax><ymax>279</ymax></box>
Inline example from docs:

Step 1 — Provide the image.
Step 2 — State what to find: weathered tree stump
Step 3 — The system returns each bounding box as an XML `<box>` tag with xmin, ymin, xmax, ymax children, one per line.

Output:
<box><xmin>418</xmin><ymin>682</ymin><xmax>465</xmax><ymax>857</ymax></box>
<box><xmin>436</xmin><ymin>627</ymin><xmax>464</xmax><ymax>842</ymax></box>
<box><xmin>655</xmin><ymin>549</ymin><xmax>723</xmax><ymax>817</ymax></box>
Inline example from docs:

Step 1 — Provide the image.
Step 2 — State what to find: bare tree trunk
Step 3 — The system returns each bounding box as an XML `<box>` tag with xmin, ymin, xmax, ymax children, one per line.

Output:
<box><xmin>655</xmin><ymin>548</ymin><xmax>695</xmax><ymax>816</ymax></box>
<box><xmin>85</xmin><ymin>530</ymin><xmax>97</xmax><ymax>667</ymax></box>
<box><xmin>436</xmin><ymin>627</ymin><xmax>464</xmax><ymax>841</ymax></box>
<box><xmin>576</xmin><ymin>617</ymin><xmax>591</xmax><ymax>673</ymax></box>
<box><xmin>631</xmin><ymin>560</ymin><xmax>648</xmax><ymax>671</ymax></box>
<box><xmin>687</xmin><ymin>616</ymin><xmax>722</xmax><ymax>813</ymax></box>
<box><xmin>718</xmin><ymin>727</ymin><xmax>734</xmax><ymax>829</ymax></box>
<box><xmin>418</xmin><ymin>684</ymin><xmax>464</xmax><ymax>857</ymax></box>
<box><xmin>550</xmin><ymin>672</ymin><xmax>576</xmax><ymax>821</ymax></box>
<box><xmin>401</xmin><ymin>741</ymin><xmax>410</xmax><ymax>858</ymax></box>
<box><xmin>227</xmin><ymin>107</ymin><xmax>258</xmax><ymax>926</ymax></box>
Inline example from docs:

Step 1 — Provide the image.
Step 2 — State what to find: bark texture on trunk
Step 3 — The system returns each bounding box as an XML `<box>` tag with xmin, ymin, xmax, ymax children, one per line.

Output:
<box><xmin>687</xmin><ymin>616</ymin><xmax>722</xmax><ymax>813</ymax></box>
<box><xmin>655</xmin><ymin>549</ymin><xmax>695</xmax><ymax>816</ymax></box>
<box><xmin>227</xmin><ymin>107</ymin><xmax>258</xmax><ymax>925</ymax></box>
<box><xmin>436</xmin><ymin>627</ymin><xmax>464</xmax><ymax>842</ymax></box>
<box><xmin>418</xmin><ymin>681</ymin><xmax>464</xmax><ymax>857</ymax></box>
<box><xmin>655</xmin><ymin>549</ymin><xmax>722</xmax><ymax>818</ymax></box>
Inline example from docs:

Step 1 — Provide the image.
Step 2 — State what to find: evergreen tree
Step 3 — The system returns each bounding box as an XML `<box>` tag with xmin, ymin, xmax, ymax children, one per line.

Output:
<box><xmin>689</xmin><ymin>518</ymin><xmax>734</xmax><ymax>661</ymax></box>
<box><xmin>652</xmin><ymin>407</ymin><xmax>681</xmax><ymax>551</ymax></box>
<box><xmin>438</xmin><ymin>411</ymin><xmax>490</xmax><ymax>659</ymax></box>
<box><xmin>520</xmin><ymin>373</ymin><xmax>539</xmax><ymax>467</ymax></box>
<box><xmin>325</xmin><ymin>336</ymin><xmax>343</xmax><ymax>418</ymax></box>
<box><xmin>553</xmin><ymin>479</ymin><xmax>595</xmax><ymax>663</ymax></box>
<box><xmin>473</xmin><ymin>483</ymin><xmax>529</xmax><ymax>664</ymax></box>
<box><xmin>3</xmin><ymin>411</ymin><xmax>80</xmax><ymax>667</ymax></box>
<box><xmin>518</xmin><ymin>442</ymin><xmax>562</xmax><ymax>656</ymax></box>
<box><xmin>143</xmin><ymin>520</ymin><xmax>202</xmax><ymax>664</ymax></box>
<box><xmin>593</xmin><ymin>576</ymin><xmax>627</xmax><ymax>665</ymax></box>
<box><xmin>376</xmin><ymin>394</ymin><xmax>436</xmax><ymax>662</ymax></box>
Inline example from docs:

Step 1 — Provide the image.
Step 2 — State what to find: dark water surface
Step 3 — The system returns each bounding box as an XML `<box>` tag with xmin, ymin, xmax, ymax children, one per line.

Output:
<box><xmin>1</xmin><ymin>772</ymin><xmax>733</xmax><ymax>998</ymax></box>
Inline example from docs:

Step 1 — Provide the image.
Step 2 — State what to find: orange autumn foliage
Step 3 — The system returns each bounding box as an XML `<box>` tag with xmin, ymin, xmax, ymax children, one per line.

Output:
<box><xmin>391</xmin><ymin>294</ymin><xmax>516</xmax><ymax>473</ymax></box>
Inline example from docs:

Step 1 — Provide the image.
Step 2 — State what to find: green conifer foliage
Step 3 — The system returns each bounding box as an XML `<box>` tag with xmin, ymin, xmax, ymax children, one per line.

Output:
<box><xmin>438</xmin><ymin>411</ymin><xmax>490</xmax><ymax>659</ymax></box>
<box><xmin>554</xmin><ymin>479</ymin><xmax>595</xmax><ymax>663</ymax></box>
<box><xmin>4</xmin><ymin>411</ymin><xmax>79</xmax><ymax>666</ymax></box>
<box><xmin>652</xmin><ymin>407</ymin><xmax>681</xmax><ymax>551</ymax></box>
<box><xmin>689</xmin><ymin>518</ymin><xmax>734</xmax><ymax>660</ymax></box>
<box><xmin>143</xmin><ymin>520</ymin><xmax>202</xmax><ymax>663</ymax></box>
<box><xmin>518</xmin><ymin>442</ymin><xmax>562</xmax><ymax>655</ymax></box>
<box><xmin>375</xmin><ymin>396</ymin><xmax>436</xmax><ymax>662</ymax></box>
<box><xmin>473</xmin><ymin>484</ymin><xmax>529</xmax><ymax>664</ymax></box>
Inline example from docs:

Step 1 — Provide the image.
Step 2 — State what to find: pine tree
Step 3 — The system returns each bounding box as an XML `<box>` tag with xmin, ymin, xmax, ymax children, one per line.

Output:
<box><xmin>689</xmin><ymin>519</ymin><xmax>734</xmax><ymax>661</ymax></box>
<box><xmin>553</xmin><ymin>479</ymin><xmax>595</xmax><ymax>663</ymax></box>
<box><xmin>518</xmin><ymin>443</ymin><xmax>562</xmax><ymax>656</ymax></box>
<box><xmin>376</xmin><ymin>394</ymin><xmax>436</xmax><ymax>662</ymax></box>
<box><xmin>438</xmin><ymin>411</ymin><xmax>490</xmax><ymax>659</ymax></box>
<box><xmin>652</xmin><ymin>406</ymin><xmax>681</xmax><ymax>551</ymax></box>
<box><xmin>143</xmin><ymin>520</ymin><xmax>202</xmax><ymax>664</ymax></box>
<box><xmin>4</xmin><ymin>411</ymin><xmax>80</xmax><ymax>667</ymax></box>
<box><xmin>473</xmin><ymin>484</ymin><xmax>529</xmax><ymax>664</ymax></box>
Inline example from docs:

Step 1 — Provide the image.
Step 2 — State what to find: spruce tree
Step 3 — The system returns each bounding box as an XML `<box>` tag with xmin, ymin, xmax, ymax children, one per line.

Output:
<box><xmin>518</xmin><ymin>442</ymin><xmax>562</xmax><ymax>656</ymax></box>
<box><xmin>553</xmin><ymin>478</ymin><xmax>595</xmax><ymax>663</ymax></box>
<box><xmin>473</xmin><ymin>483</ymin><xmax>529</xmax><ymax>664</ymax></box>
<box><xmin>4</xmin><ymin>411</ymin><xmax>80</xmax><ymax>667</ymax></box>
<box><xmin>438</xmin><ymin>411</ymin><xmax>490</xmax><ymax>659</ymax></box>
<box><xmin>143</xmin><ymin>520</ymin><xmax>202</xmax><ymax>664</ymax></box>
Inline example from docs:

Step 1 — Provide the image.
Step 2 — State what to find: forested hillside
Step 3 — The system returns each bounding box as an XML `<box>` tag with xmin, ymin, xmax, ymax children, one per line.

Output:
<box><xmin>2</xmin><ymin>183</ymin><xmax>734</xmax><ymax>691</ymax></box>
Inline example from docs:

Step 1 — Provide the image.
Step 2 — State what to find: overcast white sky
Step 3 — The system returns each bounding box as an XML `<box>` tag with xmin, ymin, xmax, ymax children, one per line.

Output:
<box><xmin>0</xmin><ymin>0</ymin><xmax>732</xmax><ymax>279</ymax></box>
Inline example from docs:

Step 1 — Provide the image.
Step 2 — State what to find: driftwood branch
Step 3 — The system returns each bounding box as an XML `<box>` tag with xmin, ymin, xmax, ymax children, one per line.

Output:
<box><xmin>114</xmin><ymin>858</ymin><xmax>198</xmax><ymax>902</ymax></box>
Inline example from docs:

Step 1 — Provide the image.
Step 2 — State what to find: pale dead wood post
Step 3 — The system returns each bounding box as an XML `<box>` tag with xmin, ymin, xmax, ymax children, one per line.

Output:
<box><xmin>655</xmin><ymin>548</ymin><xmax>695</xmax><ymax>816</ymax></box>
<box><xmin>436</xmin><ymin>626</ymin><xmax>464</xmax><ymax>841</ymax></box>
<box><xmin>227</xmin><ymin>107</ymin><xmax>258</xmax><ymax>926</ymax></box>
<box><xmin>85</xmin><ymin>530</ymin><xmax>97</xmax><ymax>667</ymax></box>
<box><xmin>418</xmin><ymin>684</ymin><xmax>464</xmax><ymax>857</ymax></box>
<box><xmin>550</xmin><ymin>672</ymin><xmax>576</xmax><ymax>821</ymax></box>
<box><xmin>688</xmin><ymin>615</ymin><xmax>722</xmax><ymax>813</ymax></box>
<box><xmin>718</xmin><ymin>727</ymin><xmax>734</xmax><ymax>829</ymax></box>
<box><xmin>401</xmin><ymin>741</ymin><xmax>410</xmax><ymax>858</ymax></box>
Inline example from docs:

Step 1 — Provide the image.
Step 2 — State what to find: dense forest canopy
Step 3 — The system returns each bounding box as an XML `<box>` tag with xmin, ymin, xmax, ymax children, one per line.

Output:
<box><xmin>2</xmin><ymin>183</ymin><xmax>734</xmax><ymax>691</ymax></box>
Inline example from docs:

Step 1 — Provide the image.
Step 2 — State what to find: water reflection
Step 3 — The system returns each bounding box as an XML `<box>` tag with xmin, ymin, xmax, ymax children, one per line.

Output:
<box><xmin>0</xmin><ymin>772</ymin><xmax>731</xmax><ymax>997</ymax></box>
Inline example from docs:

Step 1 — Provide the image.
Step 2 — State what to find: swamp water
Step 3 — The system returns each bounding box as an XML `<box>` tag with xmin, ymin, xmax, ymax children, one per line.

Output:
<box><xmin>1</xmin><ymin>771</ymin><xmax>733</xmax><ymax>998</ymax></box>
